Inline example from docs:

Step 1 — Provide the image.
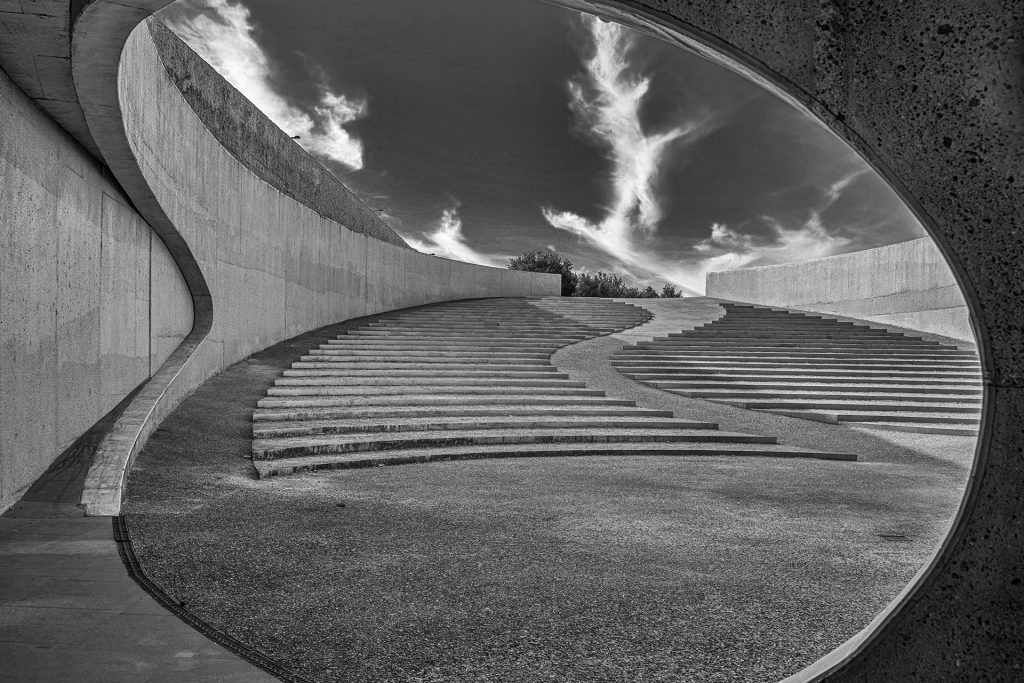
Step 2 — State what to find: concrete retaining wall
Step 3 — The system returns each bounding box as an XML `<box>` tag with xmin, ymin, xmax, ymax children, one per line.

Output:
<box><xmin>705</xmin><ymin>238</ymin><xmax>973</xmax><ymax>342</ymax></box>
<box><xmin>0</xmin><ymin>65</ymin><xmax>192</xmax><ymax>511</ymax></box>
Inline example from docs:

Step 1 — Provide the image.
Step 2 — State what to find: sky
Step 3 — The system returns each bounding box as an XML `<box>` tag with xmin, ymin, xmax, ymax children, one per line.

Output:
<box><xmin>158</xmin><ymin>0</ymin><xmax>926</xmax><ymax>294</ymax></box>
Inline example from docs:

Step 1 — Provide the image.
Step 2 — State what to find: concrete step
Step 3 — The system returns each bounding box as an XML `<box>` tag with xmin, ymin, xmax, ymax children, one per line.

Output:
<box><xmin>253</xmin><ymin>406</ymin><xmax>675</xmax><ymax>422</ymax></box>
<box><xmin>761</xmin><ymin>409</ymin><xmax>981</xmax><ymax>425</ymax></box>
<box><xmin>626</xmin><ymin>344</ymin><xmax>970</xmax><ymax>356</ymax></box>
<box><xmin>266</xmin><ymin>385</ymin><xmax>604</xmax><ymax>397</ymax></box>
<box><xmin>253</xmin><ymin>416</ymin><xmax>719</xmax><ymax>438</ymax></box>
<box><xmin>256</xmin><ymin>395</ymin><xmax>638</xmax><ymax>409</ymax></box>
<box><xmin>619</xmin><ymin>368</ymin><xmax>981</xmax><ymax>380</ymax></box>
<box><xmin>664</xmin><ymin>330</ymin><xmax>910</xmax><ymax>338</ymax></box>
<box><xmin>627</xmin><ymin>373</ymin><xmax>981</xmax><ymax>386</ymax></box>
<box><xmin>317</xmin><ymin>343</ymin><xmax>565</xmax><ymax>353</ymax></box>
<box><xmin>283</xmin><ymin>368</ymin><xmax>563</xmax><ymax>378</ymax></box>
<box><xmin>612</xmin><ymin>358</ymin><xmax>980</xmax><ymax>370</ymax></box>
<box><xmin>294</xmin><ymin>359</ymin><xmax>552</xmax><ymax>368</ymax></box>
<box><xmin>621</xmin><ymin>348</ymin><xmax>974</xmax><ymax>359</ymax></box>
<box><xmin>843</xmin><ymin>421</ymin><xmax>980</xmax><ymax>436</ymax></box>
<box><xmin>652</xmin><ymin>381</ymin><xmax>981</xmax><ymax>395</ymax></box>
<box><xmin>251</xmin><ymin>428</ymin><xmax>781</xmax><ymax>460</ymax></box>
<box><xmin>276</xmin><ymin>376</ymin><xmax>579</xmax><ymax>387</ymax></box>
<box><xmin>671</xmin><ymin>389</ymin><xmax>981</xmax><ymax>402</ymax></box>
<box><xmin>365</xmin><ymin>322</ymin><xmax>593</xmax><ymax>330</ymax></box>
<box><xmin>253</xmin><ymin>441</ymin><xmax>856</xmax><ymax>478</ymax></box>
<box><xmin>307</xmin><ymin>353</ymin><xmax>553</xmax><ymax>363</ymax></box>
<box><xmin>326</xmin><ymin>338</ymin><xmax>571</xmax><ymax>348</ymax></box>
<box><xmin>346</xmin><ymin>329</ymin><xmax>589</xmax><ymax>338</ymax></box>
<box><xmin>709</xmin><ymin>398</ymin><xmax>981</xmax><ymax>412</ymax></box>
<box><xmin>610</xmin><ymin>356</ymin><xmax>978</xmax><ymax>366</ymax></box>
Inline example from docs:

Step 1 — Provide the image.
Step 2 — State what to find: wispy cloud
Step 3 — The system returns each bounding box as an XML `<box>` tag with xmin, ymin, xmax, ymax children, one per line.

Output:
<box><xmin>542</xmin><ymin>14</ymin><xmax>714</xmax><ymax>294</ymax></box>
<box><xmin>401</xmin><ymin>205</ymin><xmax>505</xmax><ymax>267</ymax></box>
<box><xmin>694</xmin><ymin>213</ymin><xmax>852</xmax><ymax>274</ymax></box>
<box><xmin>162</xmin><ymin>0</ymin><xmax>366</xmax><ymax>169</ymax></box>
<box><xmin>692</xmin><ymin>166</ymin><xmax>865</xmax><ymax>276</ymax></box>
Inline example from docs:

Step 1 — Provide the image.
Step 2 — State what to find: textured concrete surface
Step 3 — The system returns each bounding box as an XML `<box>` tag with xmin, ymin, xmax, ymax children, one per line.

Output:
<box><xmin>706</xmin><ymin>238</ymin><xmax>973</xmax><ymax>341</ymax></box>
<box><xmin>0</xmin><ymin>63</ymin><xmax>191</xmax><ymax>513</ymax></box>
<box><xmin>120</xmin><ymin>305</ymin><xmax>973</xmax><ymax>682</ymax></box>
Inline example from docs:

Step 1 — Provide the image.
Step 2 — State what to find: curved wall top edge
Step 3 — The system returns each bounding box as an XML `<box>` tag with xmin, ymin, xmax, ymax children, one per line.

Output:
<box><xmin>147</xmin><ymin>20</ymin><xmax>410</xmax><ymax>250</ymax></box>
<box><xmin>704</xmin><ymin>237</ymin><xmax>939</xmax><ymax>278</ymax></box>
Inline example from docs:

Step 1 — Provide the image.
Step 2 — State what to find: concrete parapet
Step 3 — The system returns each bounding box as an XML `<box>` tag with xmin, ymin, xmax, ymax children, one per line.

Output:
<box><xmin>706</xmin><ymin>238</ymin><xmax>974</xmax><ymax>342</ymax></box>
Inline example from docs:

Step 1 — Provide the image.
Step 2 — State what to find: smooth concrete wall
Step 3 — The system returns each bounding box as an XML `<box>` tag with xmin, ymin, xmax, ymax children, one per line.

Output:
<box><xmin>705</xmin><ymin>238</ymin><xmax>973</xmax><ymax>342</ymax></box>
<box><xmin>0</xmin><ymin>63</ymin><xmax>192</xmax><ymax>511</ymax></box>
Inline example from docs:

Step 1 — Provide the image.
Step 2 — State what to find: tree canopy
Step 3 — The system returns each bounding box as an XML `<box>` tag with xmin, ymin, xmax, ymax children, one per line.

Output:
<box><xmin>507</xmin><ymin>249</ymin><xmax>683</xmax><ymax>298</ymax></box>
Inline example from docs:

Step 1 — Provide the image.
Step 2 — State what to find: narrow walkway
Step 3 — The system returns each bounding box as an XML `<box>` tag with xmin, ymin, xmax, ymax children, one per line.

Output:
<box><xmin>0</xmin><ymin>389</ymin><xmax>293</xmax><ymax>680</ymax></box>
<box><xmin>0</xmin><ymin>506</ymin><xmax>276</xmax><ymax>682</ymax></box>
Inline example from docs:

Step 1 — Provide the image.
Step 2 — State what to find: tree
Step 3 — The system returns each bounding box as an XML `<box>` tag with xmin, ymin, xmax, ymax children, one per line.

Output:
<box><xmin>575</xmin><ymin>271</ymin><xmax>627</xmax><ymax>297</ymax></box>
<box><xmin>660</xmin><ymin>283</ymin><xmax>681</xmax><ymax>298</ymax></box>
<box><xmin>508</xmin><ymin>250</ymin><xmax>578</xmax><ymax>297</ymax></box>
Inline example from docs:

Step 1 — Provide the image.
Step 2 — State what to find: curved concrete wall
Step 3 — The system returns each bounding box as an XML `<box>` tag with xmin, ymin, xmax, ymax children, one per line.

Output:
<box><xmin>78</xmin><ymin>16</ymin><xmax>556</xmax><ymax>514</ymax></box>
<box><xmin>0</xmin><ymin>63</ymin><xmax>192</xmax><ymax>511</ymax></box>
<box><xmin>705</xmin><ymin>238</ymin><xmax>973</xmax><ymax>342</ymax></box>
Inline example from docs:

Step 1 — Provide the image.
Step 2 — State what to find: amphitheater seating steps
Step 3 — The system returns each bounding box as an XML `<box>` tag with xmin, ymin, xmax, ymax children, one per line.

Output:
<box><xmin>612</xmin><ymin>303</ymin><xmax>982</xmax><ymax>435</ymax></box>
<box><xmin>251</xmin><ymin>298</ymin><xmax>852</xmax><ymax>474</ymax></box>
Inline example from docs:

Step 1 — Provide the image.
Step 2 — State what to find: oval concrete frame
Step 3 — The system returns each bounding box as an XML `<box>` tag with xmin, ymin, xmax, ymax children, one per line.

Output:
<box><xmin>63</xmin><ymin>0</ymin><xmax>1023</xmax><ymax>679</ymax></box>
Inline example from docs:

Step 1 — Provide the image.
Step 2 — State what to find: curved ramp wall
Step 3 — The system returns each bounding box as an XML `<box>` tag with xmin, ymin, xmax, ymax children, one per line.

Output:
<box><xmin>705</xmin><ymin>238</ymin><xmax>973</xmax><ymax>342</ymax></box>
<box><xmin>0</xmin><ymin>63</ymin><xmax>192</xmax><ymax>512</ymax></box>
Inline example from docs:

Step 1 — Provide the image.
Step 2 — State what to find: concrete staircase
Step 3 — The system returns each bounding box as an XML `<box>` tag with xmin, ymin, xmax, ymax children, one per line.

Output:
<box><xmin>612</xmin><ymin>303</ymin><xmax>982</xmax><ymax>436</ymax></box>
<box><xmin>251</xmin><ymin>298</ymin><xmax>853</xmax><ymax>476</ymax></box>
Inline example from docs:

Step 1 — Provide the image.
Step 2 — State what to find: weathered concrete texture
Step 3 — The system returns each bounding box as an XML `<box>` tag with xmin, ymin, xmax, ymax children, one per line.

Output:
<box><xmin>706</xmin><ymin>238</ymin><xmax>973</xmax><ymax>341</ymax></box>
<box><xmin>0</xmin><ymin>63</ymin><xmax>192</xmax><ymax>513</ymax></box>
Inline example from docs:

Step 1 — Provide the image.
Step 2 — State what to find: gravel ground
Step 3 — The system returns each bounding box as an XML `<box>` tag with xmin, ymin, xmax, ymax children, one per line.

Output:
<box><xmin>123</xmin><ymin>300</ymin><xmax>976</xmax><ymax>683</ymax></box>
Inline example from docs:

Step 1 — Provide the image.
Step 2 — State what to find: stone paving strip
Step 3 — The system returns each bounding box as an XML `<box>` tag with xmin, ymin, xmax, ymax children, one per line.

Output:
<box><xmin>251</xmin><ymin>297</ymin><xmax>852</xmax><ymax>476</ymax></box>
<box><xmin>612</xmin><ymin>302</ymin><xmax>982</xmax><ymax>436</ymax></box>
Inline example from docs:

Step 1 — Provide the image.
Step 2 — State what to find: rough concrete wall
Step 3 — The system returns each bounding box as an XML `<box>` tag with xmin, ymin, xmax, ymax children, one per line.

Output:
<box><xmin>705</xmin><ymin>238</ymin><xmax>973</xmax><ymax>341</ymax></box>
<box><xmin>118</xmin><ymin>21</ymin><xmax>556</xmax><ymax>388</ymax></box>
<box><xmin>0</xmin><ymin>64</ymin><xmax>192</xmax><ymax>511</ymax></box>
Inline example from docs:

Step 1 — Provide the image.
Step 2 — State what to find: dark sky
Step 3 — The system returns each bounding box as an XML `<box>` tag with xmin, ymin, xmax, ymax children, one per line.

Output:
<box><xmin>160</xmin><ymin>0</ymin><xmax>925</xmax><ymax>293</ymax></box>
